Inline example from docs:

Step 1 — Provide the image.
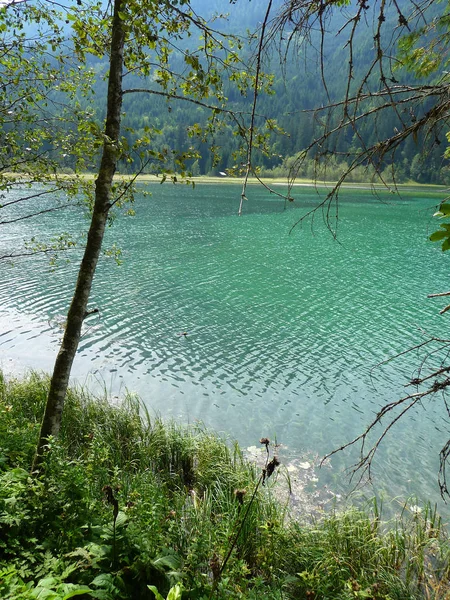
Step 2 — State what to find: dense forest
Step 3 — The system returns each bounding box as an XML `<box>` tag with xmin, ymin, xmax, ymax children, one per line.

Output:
<box><xmin>2</xmin><ymin>0</ymin><xmax>448</xmax><ymax>184</ymax></box>
<box><xmin>7</xmin><ymin>0</ymin><xmax>450</xmax><ymax>184</ymax></box>
<box><xmin>48</xmin><ymin>0</ymin><xmax>447</xmax><ymax>184</ymax></box>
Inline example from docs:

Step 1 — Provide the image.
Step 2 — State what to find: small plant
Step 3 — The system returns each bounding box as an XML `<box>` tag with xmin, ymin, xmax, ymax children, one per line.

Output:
<box><xmin>0</xmin><ymin>565</ymin><xmax>93</xmax><ymax>599</ymax></box>
<box><xmin>148</xmin><ymin>583</ymin><xmax>183</xmax><ymax>600</ymax></box>
<box><xmin>208</xmin><ymin>437</ymin><xmax>281</xmax><ymax>598</ymax></box>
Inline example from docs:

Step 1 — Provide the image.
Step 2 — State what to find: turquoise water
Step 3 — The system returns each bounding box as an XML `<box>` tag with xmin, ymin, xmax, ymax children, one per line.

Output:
<box><xmin>1</xmin><ymin>182</ymin><xmax>449</xmax><ymax>509</ymax></box>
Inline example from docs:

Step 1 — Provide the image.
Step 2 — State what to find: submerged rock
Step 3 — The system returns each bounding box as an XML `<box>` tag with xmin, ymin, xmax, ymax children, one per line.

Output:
<box><xmin>244</xmin><ymin>444</ymin><xmax>339</xmax><ymax>521</ymax></box>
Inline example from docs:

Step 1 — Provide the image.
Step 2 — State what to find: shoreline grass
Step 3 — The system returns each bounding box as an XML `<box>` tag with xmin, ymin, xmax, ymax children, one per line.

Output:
<box><xmin>1</xmin><ymin>371</ymin><xmax>449</xmax><ymax>599</ymax></box>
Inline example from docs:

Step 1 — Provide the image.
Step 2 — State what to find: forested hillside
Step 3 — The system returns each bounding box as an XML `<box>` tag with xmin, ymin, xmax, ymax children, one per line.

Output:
<box><xmin>20</xmin><ymin>0</ymin><xmax>450</xmax><ymax>183</ymax></box>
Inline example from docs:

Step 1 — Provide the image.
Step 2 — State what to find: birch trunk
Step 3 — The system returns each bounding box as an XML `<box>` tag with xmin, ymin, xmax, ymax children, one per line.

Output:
<box><xmin>33</xmin><ymin>0</ymin><xmax>125</xmax><ymax>470</ymax></box>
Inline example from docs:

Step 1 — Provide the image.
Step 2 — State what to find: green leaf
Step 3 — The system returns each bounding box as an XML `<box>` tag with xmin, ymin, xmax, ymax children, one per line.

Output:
<box><xmin>148</xmin><ymin>583</ymin><xmax>183</xmax><ymax>600</ymax></box>
<box><xmin>439</xmin><ymin>203</ymin><xmax>450</xmax><ymax>215</ymax></box>
<box><xmin>167</xmin><ymin>584</ymin><xmax>183</xmax><ymax>600</ymax></box>
<box><xmin>442</xmin><ymin>237</ymin><xmax>450</xmax><ymax>252</ymax></box>
<box><xmin>32</xmin><ymin>585</ymin><xmax>58</xmax><ymax>600</ymax></box>
<box><xmin>148</xmin><ymin>585</ymin><xmax>165</xmax><ymax>600</ymax></box>
<box><xmin>429</xmin><ymin>230</ymin><xmax>448</xmax><ymax>242</ymax></box>
<box><xmin>115</xmin><ymin>511</ymin><xmax>127</xmax><ymax>528</ymax></box>
<box><xmin>35</xmin><ymin>577</ymin><xmax>58</xmax><ymax>590</ymax></box>
<box><xmin>62</xmin><ymin>586</ymin><xmax>93</xmax><ymax>600</ymax></box>
<box><xmin>91</xmin><ymin>574</ymin><xmax>116</xmax><ymax>587</ymax></box>
<box><xmin>153</xmin><ymin>553</ymin><xmax>182</xmax><ymax>571</ymax></box>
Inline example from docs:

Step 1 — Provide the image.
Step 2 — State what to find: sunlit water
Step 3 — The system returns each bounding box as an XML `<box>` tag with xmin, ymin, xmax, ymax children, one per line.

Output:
<box><xmin>1</xmin><ymin>181</ymin><xmax>449</xmax><ymax>513</ymax></box>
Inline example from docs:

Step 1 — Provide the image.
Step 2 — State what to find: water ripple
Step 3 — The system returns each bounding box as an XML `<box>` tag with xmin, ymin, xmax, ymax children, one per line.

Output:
<box><xmin>1</xmin><ymin>184</ymin><xmax>448</xmax><ymax>509</ymax></box>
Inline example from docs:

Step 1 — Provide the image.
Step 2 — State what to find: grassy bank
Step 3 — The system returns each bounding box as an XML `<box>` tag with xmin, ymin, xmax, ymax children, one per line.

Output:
<box><xmin>4</xmin><ymin>171</ymin><xmax>448</xmax><ymax>194</ymax></box>
<box><xmin>100</xmin><ymin>173</ymin><xmax>450</xmax><ymax>194</ymax></box>
<box><xmin>1</xmin><ymin>372</ymin><xmax>449</xmax><ymax>599</ymax></box>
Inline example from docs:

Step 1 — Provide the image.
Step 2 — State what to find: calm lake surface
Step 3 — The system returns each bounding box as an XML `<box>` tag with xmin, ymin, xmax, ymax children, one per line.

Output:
<box><xmin>1</xmin><ymin>182</ymin><xmax>449</xmax><ymax>511</ymax></box>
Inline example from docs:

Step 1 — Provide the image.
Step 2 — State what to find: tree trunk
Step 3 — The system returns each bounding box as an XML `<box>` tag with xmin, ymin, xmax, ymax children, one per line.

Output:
<box><xmin>33</xmin><ymin>0</ymin><xmax>125</xmax><ymax>470</ymax></box>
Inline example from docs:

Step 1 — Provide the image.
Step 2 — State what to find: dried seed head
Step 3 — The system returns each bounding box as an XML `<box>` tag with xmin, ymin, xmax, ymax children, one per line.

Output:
<box><xmin>102</xmin><ymin>485</ymin><xmax>119</xmax><ymax>520</ymax></box>
<box><xmin>260</xmin><ymin>437</ymin><xmax>270</xmax><ymax>454</ymax></box>
<box><xmin>102</xmin><ymin>485</ymin><xmax>114</xmax><ymax>504</ymax></box>
<box><xmin>234</xmin><ymin>488</ymin><xmax>247</xmax><ymax>505</ymax></box>
<box><xmin>210</xmin><ymin>553</ymin><xmax>221</xmax><ymax>582</ymax></box>
<box><xmin>266</xmin><ymin>456</ymin><xmax>280</xmax><ymax>479</ymax></box>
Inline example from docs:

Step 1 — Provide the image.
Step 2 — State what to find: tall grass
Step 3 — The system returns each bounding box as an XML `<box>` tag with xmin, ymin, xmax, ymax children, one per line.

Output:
<box><xmin>0</xmin><ymin>372</ymin><xmax>449</xmax><ymax>599</ymax></box>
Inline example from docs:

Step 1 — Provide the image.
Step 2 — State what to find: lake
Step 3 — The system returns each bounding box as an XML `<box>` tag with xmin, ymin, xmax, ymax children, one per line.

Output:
<box><xmin>1</xmin><ymin>181</ymin><xmax>449</xmax><ymax>512</ymax></box>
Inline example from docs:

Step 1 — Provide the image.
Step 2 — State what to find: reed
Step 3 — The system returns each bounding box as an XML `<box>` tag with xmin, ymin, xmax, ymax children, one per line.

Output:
<box><xmin>0</xmin><ymin>372</ymin><xmax>449</xmax><ymax>599</ymax></box>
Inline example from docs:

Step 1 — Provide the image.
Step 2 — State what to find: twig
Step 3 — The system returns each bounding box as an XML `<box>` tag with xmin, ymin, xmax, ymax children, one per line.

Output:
<box><xmin>406</xmin><ymin>365</ymin><xmax>450</xmax><ymax>387</ymax></box>
<box><xmin>239</xmin><ymin>0</ymin><xmax>274</xmax><ymax>217</ymax></box>
<box><xmin>209</xmin><ymin>441</ymin><xmax>279</xmax><ymax>598</ymax></box>
<box><xmin>0</xmin><ymin>202</ymin><xmax>72</xmax><ymax>225</ymax></box>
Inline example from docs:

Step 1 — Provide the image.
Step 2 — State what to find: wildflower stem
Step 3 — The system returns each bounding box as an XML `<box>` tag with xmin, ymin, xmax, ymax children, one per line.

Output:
<box><xmin>209</xmin><ymin>473</ymin><xmax>264</xmax><ymax>599</ymax></box>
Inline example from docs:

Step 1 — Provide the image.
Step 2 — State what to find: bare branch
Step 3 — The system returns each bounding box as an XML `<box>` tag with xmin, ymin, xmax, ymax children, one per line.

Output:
<box><xmin>0</xmin><ymin>203</ymin><xmax>72</xmax><ymax>225</ymax></box>
<box><xmin>0</xmin><ymin>245</ymin><xmax>77</xmax><ymax>261</ymax></box>
<box><xmin>406</xmin><ymin>366</ymin><xmax>450</xmax><ymax>387</ymax></box>
<box><xmin>265</xmin><ymin>0</ymin><xmax>450</xmax><ymax>498</ymax></box>
<box><xmin>122</xmin><ymin>87</ymin><xmax>247</xmax><ymax>118</ymax></box>
<box><xmin>239</xmin><ymin>0</ymin><xmax>274</xmax><ymax>217</ymax></box>
<box><xmin>0</xmin><ymin>186</ymin><xmax>66</xmax><ymax>209</ymax></box>
<box><xmin>322</xmin><ymin>384</ymin><xmax>444</xmax><ymax>484</ymax></box>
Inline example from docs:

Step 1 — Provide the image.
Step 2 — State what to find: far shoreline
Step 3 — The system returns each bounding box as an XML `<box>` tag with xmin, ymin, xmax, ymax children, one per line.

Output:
<box><xmin>115</xmin><ymin>174</ymin><xmax>449</xmax><ymax>195</ymax></box>
<box><xmin>4</xmin><ymin>171</ymin><xmax>448</xmax><ymax>195</ymax></box>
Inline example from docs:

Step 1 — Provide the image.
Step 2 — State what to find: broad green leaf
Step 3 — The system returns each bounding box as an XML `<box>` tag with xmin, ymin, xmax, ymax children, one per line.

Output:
<box><xmin>429</xmin><ymin>230</ymin><xmax>448</xmax><ymax>241</ymax></box>
<box><xmin>439</xmin><ymin>203</ymin><xmax>450</xmax><ymax>215</ymax></box>
<box><xmin>91</xmin><ymin>574</ymin><xmax>116</xmax><ymax>587</ymax></box>
<box><xmin>442</xmin><ymin>237</ymin><xmax>450</xmax><ymax>252</ymax></box>
<box><xmin>115</xmin><ymin>511</ymin><xmax>127</xmax><ymax>528</ymax></box>
<box><xmin>62</xmin><ymin>586</ymin><xmax>93</xmax><ymax>600</ymax></box>
<box><xmin>153</xmin><ymin>553</ymin><xmax>182</xmax><ymax>571</ymax></box>
<box><xmin>2</xmin><ymin>468</ymin><xmax>29</xmax><ymax>485</ymax></box>
<box><xmin>35</xmin><ymin>578</ymin><xmax>58</xmax><ymax>589</ymax></box>
<box><xmin>32</xmin><ymin>586</ymin><xmax>58</xmax><ymax>600</ymax></box>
